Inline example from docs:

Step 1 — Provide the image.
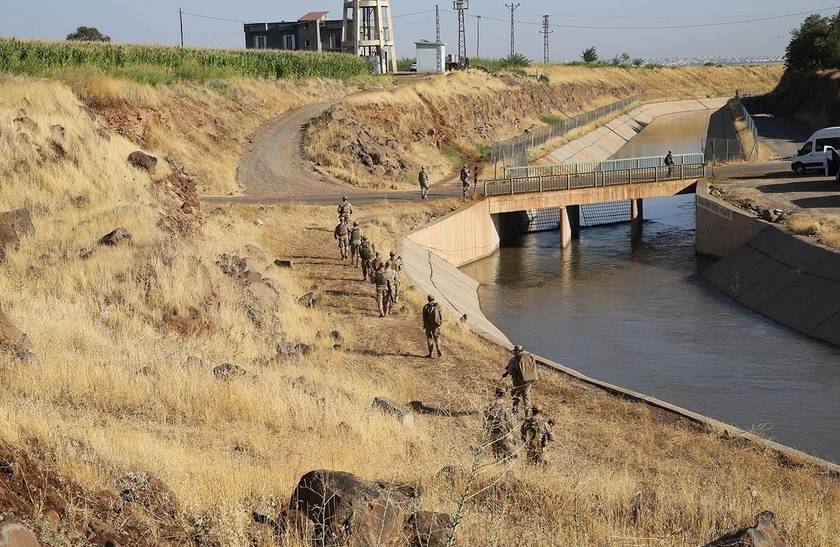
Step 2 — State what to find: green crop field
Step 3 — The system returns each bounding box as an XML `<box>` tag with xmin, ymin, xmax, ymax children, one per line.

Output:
<box><xmin>0</xmin><ymin>38</ymin><xmax>372</xmax><ymax>82</ymax></box>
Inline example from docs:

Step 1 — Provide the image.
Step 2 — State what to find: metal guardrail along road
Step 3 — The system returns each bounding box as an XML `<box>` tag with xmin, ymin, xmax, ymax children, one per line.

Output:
<box><xmin>482</xmin><ymin>163</ymin><xmax>706</xmax><ymax>197</ymax></box>
<box><xmin>505</xmin><ymin>153</ymin><xmax>704</xmax><ymax>179</ymax></box>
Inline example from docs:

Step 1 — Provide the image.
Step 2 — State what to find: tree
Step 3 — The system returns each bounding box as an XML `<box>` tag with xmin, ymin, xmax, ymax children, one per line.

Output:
<box><xmin>581</xmin><ymin>47</ymin><xmax>598</xmax><ymax>63</ymax></box>
<box><xmin>632</xmin><ymin>58</ymin><xmax>644</xmax><ymax>67</ymax></box>
<box><xmin>66</xmin><ymin>26</ymin><xmax>111</xmax><ymax>42</ymax></box>
<box><xmin>784</xmin><ymin>11</ymin><xmax>840</xmax><ymax>70</ymax></box>
<box><xmin>502</xmin><ymin>53</ymin><xmax>531</xmax><ymax>68</ymax></box>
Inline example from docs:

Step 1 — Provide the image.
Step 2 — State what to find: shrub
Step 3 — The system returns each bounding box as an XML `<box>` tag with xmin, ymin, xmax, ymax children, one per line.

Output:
<box><xmin>581</xmin><ymin>47</ymin><xmax>598</xmax><ymax>63</ymax></box>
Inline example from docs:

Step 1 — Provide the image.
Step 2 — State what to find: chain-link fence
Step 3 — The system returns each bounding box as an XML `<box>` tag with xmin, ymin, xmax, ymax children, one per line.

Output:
<box><xmin>702</xmin><ymin>95</ymin><xmax>760</xmax><ymax>163</ymax></box>
<box><xmin>732</xmin><ymin>96</ymin><xmax>760</xmax><ymax>161</ymax></box>
<box><xmin>489</xmin><ymin>96</ymin><xmax>639</xmax><ymax>171</ymax></box>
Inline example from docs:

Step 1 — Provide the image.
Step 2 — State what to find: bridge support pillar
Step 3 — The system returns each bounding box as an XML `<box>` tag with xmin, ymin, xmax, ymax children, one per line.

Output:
<box><xmin>631</xmin><ymin>198</ymin><xmax>644</xmax><ymax>241</ymax></box>
<box><xmin>559</xmin><ymin>205</ymin><xmax>580</xmax><ymax>249</ymax></box>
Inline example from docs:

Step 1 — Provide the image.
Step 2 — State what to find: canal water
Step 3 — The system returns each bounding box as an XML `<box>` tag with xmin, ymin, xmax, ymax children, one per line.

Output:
<box><xmin>462</xmin><ymin>110</ymin><xmax>840</xmax><ymax>462</ymax></box>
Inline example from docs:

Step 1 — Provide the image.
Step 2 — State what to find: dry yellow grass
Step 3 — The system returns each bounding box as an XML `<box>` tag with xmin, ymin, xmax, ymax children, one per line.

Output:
<box><xmin>2</xmin><ymin>75</ymin><xmax>839</xmax><ymax>546</ymax></box>
<box><xmin>306</xmin><ymin>65</ymin><xmax>785</xmax><ymax>189</ymax></box>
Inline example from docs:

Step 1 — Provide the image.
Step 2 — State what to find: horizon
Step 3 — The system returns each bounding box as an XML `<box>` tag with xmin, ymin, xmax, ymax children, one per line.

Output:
<box><xmin>1</xmin><ymin>1</ymin><xmax>836</xmax><ymax>63</ymax></box>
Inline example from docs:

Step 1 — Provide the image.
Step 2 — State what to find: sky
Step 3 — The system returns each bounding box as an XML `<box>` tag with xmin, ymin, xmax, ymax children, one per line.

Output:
<box><xmin>0</xmin><ymin>1</ymin><xmax>836</xmax><ymax>61</ymax></box>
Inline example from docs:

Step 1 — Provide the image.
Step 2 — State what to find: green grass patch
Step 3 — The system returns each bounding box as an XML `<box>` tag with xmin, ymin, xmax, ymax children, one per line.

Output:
<box><xmin>442</xmin><ymin>143</ymin><xmax>467</xmax><ymax>166</ymax></box>
<box><xmin>0</xmin><ymin>38</ymin><xmax>372</xmax><ymax>82</ymax></box>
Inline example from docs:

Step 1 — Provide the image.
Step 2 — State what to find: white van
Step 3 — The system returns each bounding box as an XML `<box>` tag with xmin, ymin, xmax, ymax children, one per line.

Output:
<box><xmin>791</xmin><ymin>127</ymin><xmax>840</xmax><ymax>175</ymax></box>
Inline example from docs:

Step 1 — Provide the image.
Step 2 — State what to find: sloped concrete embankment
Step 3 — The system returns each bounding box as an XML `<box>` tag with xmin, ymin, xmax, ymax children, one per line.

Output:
<box><xmin>697</xmin><ymin>183</ymin><xmax>840</xmax><ymax>347</ymax></box>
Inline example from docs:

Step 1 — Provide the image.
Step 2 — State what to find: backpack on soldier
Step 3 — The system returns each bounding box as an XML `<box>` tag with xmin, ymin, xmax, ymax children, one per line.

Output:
<box><xmin>517</xmin><ymin>353</ymin><xmax>539</xmax><ymax>383</ymax></box>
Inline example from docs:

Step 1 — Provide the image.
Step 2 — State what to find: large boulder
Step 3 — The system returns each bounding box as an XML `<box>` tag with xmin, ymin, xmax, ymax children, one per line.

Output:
<box><xmin>406</xmin><ymin>512</ymin><xmax>452</xmax><ymax>547</ymax></box>
<box><xmin>290</xmin><ymin>470</ymin><xmax>405</xmax><ymax>547</ymax></box>
<box><xmin>99</xmin><ymin>228</ymin><xmax>131</xmax><ymax>247</ymax></box>
<box><xmin>703</xmin><ymin>511</ymin><xmax>787</xmax><ymax>547</ymax></box>
<box><xmin>127</xmin><ymin>151</ymin><xmax>158</xmax><ymax>173</ymax></box>
<box><xmin>0</xmin><ymin>209</ymin><xmax>35</xmax><ymax>238</ymax></box>
<box><xmin>0</xmin><ymin>520</ymin><xmax>40</xmax><ymax>547</ymax></box>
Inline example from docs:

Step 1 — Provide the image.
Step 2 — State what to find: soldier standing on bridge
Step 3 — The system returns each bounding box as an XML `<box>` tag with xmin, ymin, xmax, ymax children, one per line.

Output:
<box><xmin>419</xmin><ymin>167</ymin><xmax>430</xmax><ymax>200</ymax></box>
<box><xmin>422</xmin><ymin>295</ymin><xmax>443</xmax><ymax>358</ymax></box>
<box><xmin>664</xmin><ymin>150</ymin><xmax>675</xmax><ymax>177</ymax></box>
<box><xmin>334</xmin><ymin>218</ymin><xmax>350</xmax><ymax>260</ymax></box>
<box><xmin>338</xmin><ymin>196</ymin><xmax>353</xmax><ymax>223</ymax></box>
<box><xmin>349</xmin><ymin>221</ymin><xmax>362</xmax><ymax>267</ymax></box>
<box><xmin>501</xmin><ymin>345</ymin><xmax>539</xmax><ymax>417</ymax></box>
<box><xmin>460</xmin><ymin>164</ymin><xmax>471</xmax><ymax>197</ymax></box>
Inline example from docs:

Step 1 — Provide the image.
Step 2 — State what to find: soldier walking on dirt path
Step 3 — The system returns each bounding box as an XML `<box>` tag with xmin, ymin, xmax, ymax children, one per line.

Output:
<box><xmin>484</xmin><ymin>388</ymin><xmax>516</xmax><ymax>461</ymax></box>
<box><xmin>360</xmin><ymin>236</ymin><xmax>374</xmax><ymax>281</ymax></box>
<box><xmin>334</xmin><ymin>219</ymin><xmax>349</xmax><ymax>260</ymax></box>
<box><xmin>374</xmin><ymin>263</ymin><xmax>393</xmax><ymax>317</ymax></box>
<box><xmin>370</xmin><ymin>252</ymin><xmax>384</xmax><ymax>282</ymax></box>
<box><xmin>664</xmin><ymin>151</ymin><xmax>674</xmax><ymax>177</ymax></box>
<box><xmin>387</xmin><ymin>251</ymin><xmax>402</xmax><ymax>303</ymax></box>
<box><xmin>350</xmin><ymin>222</ymin><xmax>362</xmax><ymax>267</ymax></box>
<box><xmin>460</xmin><ymin>164</ymin><xmax>471</xmax><ymax>197</ymax></box>
<box><xmin>338</xmin><ymin>196</ymin><xmax>353</xmax><ymax>223</ymax></box>
<box><xmin>422</xmin><ymin>295</ymin><xmax>443</xmax><ymax>358</ymax></box>
<box><xmin>501</xmin><ymin>345</ymin><xmax>539</xmax><ymax>417</ymax></box>
<box><xmin>520</xmin><ymin>405</ymin><xmax>554</xmax><ymax>465</ymax></box>
<box><xmin>419</xmin><ymin>167</ymin><xmax>430</xmax><ymax>200</ymax></box>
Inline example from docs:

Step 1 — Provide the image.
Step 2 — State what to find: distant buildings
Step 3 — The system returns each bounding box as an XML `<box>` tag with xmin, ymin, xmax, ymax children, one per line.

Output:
<box><xmin>243</xmin><ymin>11</ymin><xmax>343</xmax><ymax>53</ymax></box>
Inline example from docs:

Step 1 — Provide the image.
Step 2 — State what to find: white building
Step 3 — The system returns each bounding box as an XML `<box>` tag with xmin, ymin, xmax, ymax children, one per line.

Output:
<box><xmin>415</xmin><ymin>40</ymin><xmax>446</xmax><ymax>74</ymax></box>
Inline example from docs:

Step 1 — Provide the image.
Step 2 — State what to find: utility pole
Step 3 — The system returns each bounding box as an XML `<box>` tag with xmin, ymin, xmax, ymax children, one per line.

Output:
<box><xmin>435</xmin><ymin>4</ymin><xmax>442</xmax><ymax>72</ymax></box>
<box><xmin>505</xmin><ymin>3</ymin><xmax>520</xmax><ymax>57</ymax></box>
<box><xmin>453</xmin><ymin>0</ymin><xmax>469</xmax><ymax>67</ymax></box>
<box><xmin>179</xmin><ymin>8</ymin><xmax>184</xmax><ymax>47</ymax></box>
<box><xmin>540</xmin><ymin>14</ymin><xmax>552</xmax><ymax>64</ymax></box>
<box><xmin>476</xmin><ymin>15</ymin><xmax>481</xmax><ymax>58</ymax></box>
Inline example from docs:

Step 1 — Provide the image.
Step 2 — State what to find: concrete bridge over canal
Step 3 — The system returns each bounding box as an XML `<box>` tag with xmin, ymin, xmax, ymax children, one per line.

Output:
<box><xmin>479</xmin><ymin>157</ymin><xmax>706</xmax><ymax>248</ymax></box>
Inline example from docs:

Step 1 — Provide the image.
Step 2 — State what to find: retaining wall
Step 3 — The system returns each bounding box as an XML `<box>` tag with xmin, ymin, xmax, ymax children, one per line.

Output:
<box><xmin>698</xmin><ymin>185</ymin><xmax>840</xmax><ymax>347</ymax></box>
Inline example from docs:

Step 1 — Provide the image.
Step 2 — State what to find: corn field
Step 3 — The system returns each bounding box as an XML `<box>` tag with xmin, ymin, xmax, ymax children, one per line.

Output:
<box><xmin>0</xmin><ymin>38</ymin><xmax>372</xmax><ymax>81</ymax></box>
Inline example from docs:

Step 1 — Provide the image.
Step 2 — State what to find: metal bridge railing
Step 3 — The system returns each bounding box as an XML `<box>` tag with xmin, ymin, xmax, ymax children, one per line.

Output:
<box><xmin>481</xmin><ymin>163</ymin><xmax>706</xmax><ymax>197</ymax></box>
<box><xmin>504</xmin><ymin>153</ymin><xmax>704</xmax><ymax>179</ymax></box>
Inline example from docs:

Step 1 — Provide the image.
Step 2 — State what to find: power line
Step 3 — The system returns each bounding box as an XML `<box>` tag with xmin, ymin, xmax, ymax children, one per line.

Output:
<box><xmin>180</xmin><ymin>11</ymin><xmax>245</xmax><ymax>24</ymax></box>
<box><xmin>504</xmin><ymin>3</ymin><xmax>520</xmax><ymax>57</ymax></box>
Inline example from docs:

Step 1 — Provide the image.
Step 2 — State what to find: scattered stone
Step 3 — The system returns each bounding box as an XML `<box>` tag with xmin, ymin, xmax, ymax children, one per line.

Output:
<box><xmin>13</xmin><ymin>116</ymin><xmax>37</xmax><ymax>132</ymax></box>
<box><xmin>408</xmin><ymin>401</ymin><xmax>477</xmax><ymax>417</ymax></box>
<box><xmin>276</xmin><ymin>342</ymin><xmax>313</xmax><ymax>359</ymax></box>
<box><xmin>49</xmin><ymin>124</ymin><xmax>65</xmax><ymax>139</ymax></box>
<box><xmin>436</xmin><ymin>465</ymin><xmax>470</xmax><ymax>484</ymax></box>
<box><xmin>184</xmin><ymin>356</ymin><xmax>205</xmax><ymax>368</ymax></box>
<box><xmin>329</xmin><ymin>330</ymin><xmax>344</xmax><ymax>348</ymax></box>
<box><xmin>213</xmin><ymin>362</ymin><xmax>247</xmax><ymax>380</ymax></box>
<box><xmin>290</xmin><ymin>470</ymin><xmax>404</xmax><ymax>547</ymax></box>
<box><xmin>79</xmin><ymin>247</ymin><xmax>94</xmax><ymax>260</ymax></box>
<box><xmin>372</xmin><ymin>397</ymin><xmax>415</xmax><ymax>427</ymax></box>
<box><xmin>127</xmin><ymin>151</ymin><xmax>158</xmax><ymax>173</ymax></box>
<box><xmin>243</xmin><ymin>270</ymin><xmax>263</xmax><ymax>284</ymax></box>
<box><xmin>0</xmin><ymin>247</ymin><xmax>4</xmax><ymax>264</ymax></box>
<box><xmin>406</xmin><ymin>511</ymin><xmax>453</xmax><ymax>547</ymax></box>
<box><xmin>336</xmin><ymin>421</ymin><xmax>353</xmax><ymax>435</ymax></box>
<box><xmin>0</xmin><ymin>520</ymin><xmax>40</xmax><ymax>547</ymax></box>
<box><xmin>248</xmin><ymin>282</ymin><xmax>276</xmax><ymax>304</ymax></box>
<box><xmin>98</xmin><ymin>227</ymin><xmax>131</xmax><ymax>247</ymax></box>
<box><xmin>165</xmin><ymin>293</ymin><xmax>220</xmax><ymax>336</ymax></box>
<box><xmin>0</xmin><ymin>209</ymin><xmax>35</xmax><ymax>237</ymax></box>
<box><xmin>263</xmin><ymin>278</ymin><xmax>284</xmax><ymax>294</ymax></box>
<box><xmin>85</xmin><ymin>517</ymin><xmax>119</xmax><ymax>547</ymax></box>
<box><xmin>115</xmin><ymin>472</ymin><xmax>177</xmax><ymax>514</ymax></box>
<box><xmin>243</xmin><ymin>244</ymin><xmax>265</xmax><ymax>261</ymax></box>
<box><xmin>273</xmin><ymin>258</ymin><xmax>293</xmax><ymax>268</ymax></box>
<box><xmin>703</xmin><ymin>511</ymin><xmax>786</xmax><ymax>546</ymax></box>
<box><xmin>254</xmin><ymin>218</ymin><xmax>264</xmax><ymax>226</ymax></box>
<box><xmin>246</xmin><ymin>306</ymin><xmax>263</xmax><ymax>327</ymax></box>
<box><xmin>459</xmin><ymin>314</ymin><xmax>468</xmax><ymax>323</ymax></box>
<box><xmin>42</xmin><ymin>508</ymin><xmax>61</xmax><ymax>531</ymax></box>
<box><xmin>70</xmin><ymin>195</ymin><xmax>90</xmax><ymax>208</ymax></box>
<box><xmin>0</xmin><ymin>311</ymin><xmax>32</xmax><ymax>357</ymax></box>
<box><xmin>298</xmin><ymin>292</ymin><xmax>319</xmax><ymax>308</ymax></box>
<box><xmin>0</xmin><ymin>225</ymin><xmax>18</xmax><ymax>253</ymax></box>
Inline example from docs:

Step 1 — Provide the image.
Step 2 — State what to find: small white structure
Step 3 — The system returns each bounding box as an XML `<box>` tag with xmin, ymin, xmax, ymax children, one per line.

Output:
<box><xmin>415</xmin><ymin>40</ymin><xmax>446</xmax><ymax>73</ymax></box>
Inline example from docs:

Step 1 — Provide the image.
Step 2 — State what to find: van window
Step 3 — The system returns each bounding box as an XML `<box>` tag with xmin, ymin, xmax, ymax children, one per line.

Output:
<box><xmin>816</xmin><ymin>137</ymin><xmax>840</xmax><ymax>152</ymax></box>
<box><xmin>799</xmin><ymin>142</ymin><xmax>812</xmax><ymax>155</ymax></box>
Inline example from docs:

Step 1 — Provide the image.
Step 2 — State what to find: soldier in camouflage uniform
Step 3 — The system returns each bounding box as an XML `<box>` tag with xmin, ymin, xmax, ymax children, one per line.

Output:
<box><xmin>349</xmin><ymin>222</ymin><xmax>362</xmax><ymax>267</ymax></box>
<box><xmin>338</xmin><ymin>196</ymin><xmax>353</xmax><ymax>223</ymax></box>
<box><xmin>359</xmin><ymin>236</ymin><xmax>374</xmax><ymax>281</ymax></box>
<box><xmin>334</xmin><ymin>219</ymin><xmax>350</xmax><ymax>260</ymax></box>
<box><xmin>374</xmin><ymin>263</ymin><xmax>393</xmax><ymax>317</ymax></box>
<box><xmin>520</xmin><ymin>405</ymin><xmax>554</xmax><ymax>465</ymax></box>
<box><xmin>483</xmin><ymin>388</ymin><xmax>516</xmax><ymax>461</ymax></box>
<box><xmin>422</xmin><ymin>295</ymin><xmax>443</xmax><ymax>358</ymax></box>
<box><xmin>500</xmin><ymin>345</ymin><xmax>539</xmax><ymax>417</ymax></box>
<box><xmin>370</xmin><ymin>252</ymin><xmax>384</xmax><ymax>283</ymax></box>
<box><xmin>386</xmin><ymin>251</ymin><xmax>402</xmax><ymax>303</ymax></box>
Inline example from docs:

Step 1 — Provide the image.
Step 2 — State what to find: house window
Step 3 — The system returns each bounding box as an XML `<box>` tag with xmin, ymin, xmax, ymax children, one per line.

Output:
<box><xmin>283</xmin><ymin>34</ymin><xmax>296</xmax><ymax>50</ymax></box>
<box><xmin>304</xmin><ymin>39</ymin><xmax>311</xmax><ymax>48</ymax></box>
<box><xmin>253</xmin><ymin>35</ymin><xmax>267</xmax><ymax>49</ymax></box>
<box><xmin>329</xmin><ymin>33</ymin><xmax>339</xmax><ymax>49</ymax></box>
<box><xmin>302</xmin><ymin>23</ymin><xmax>309</xmax><ymax>30</ymax></box>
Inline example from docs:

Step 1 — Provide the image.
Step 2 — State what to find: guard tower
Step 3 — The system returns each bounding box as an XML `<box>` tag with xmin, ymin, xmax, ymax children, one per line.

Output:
<box><xmin>342</xmin><ymin>0</ymin><xmax>397</xmax><ymax>74</ymax></box>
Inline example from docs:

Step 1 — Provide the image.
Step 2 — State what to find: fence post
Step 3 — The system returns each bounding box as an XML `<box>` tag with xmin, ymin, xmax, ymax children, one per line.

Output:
<box><xmin>628</xmin><ymin>168</ymin><xmax>632</xmax><ymax>184</ymax></box>
<box><xmin>484</xmin><ymin>181</ymin><xmax>487</xmax><ymax>196</ymax></box>
<box><xmin>679</xmin><ymin>164</ymin><xmax>684</xmax><ymax>180</ymax></box>
<box><xmin>655</xmin><ymin>166</ymin><xmax>659</xmax><ymax>182</ymax></box>
<box><xmin>566</xmin><ymin>173</ymin><xmax>571</xmax><ymax>190</ymax></box>
<box><xmin>510</xmin><ymin>179</ymin><xmax>514</xmax><ymax>195</ymax></box>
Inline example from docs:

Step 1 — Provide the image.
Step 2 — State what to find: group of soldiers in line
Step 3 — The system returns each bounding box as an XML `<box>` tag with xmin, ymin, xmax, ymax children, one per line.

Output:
<box><xmin>333</xmin><ymin>197</ymin><xmax>402</xmax><ymax>318</ymax></box>
<box><xmin>334</xmin><ymin>197</ymin><xmax>553</xmax><ymax>465</ymax></box>
<box><xmin>417</xmin><ymin>164</ymin><xmax>481</xmax><ymax>200</ymax></box>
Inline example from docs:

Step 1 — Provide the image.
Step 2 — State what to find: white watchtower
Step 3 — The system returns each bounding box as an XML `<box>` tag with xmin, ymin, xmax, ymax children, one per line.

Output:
<box><xmin>342</xmin><ymin>0</ymin><xmax>398</xmax><ymax>74</ymax></box>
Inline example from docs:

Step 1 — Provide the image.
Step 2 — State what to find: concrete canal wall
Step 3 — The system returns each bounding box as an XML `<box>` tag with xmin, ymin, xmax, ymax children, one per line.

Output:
<box><xmin>697</xmin><ymin>184</ymin><xmax>840</xmax><ymax>347</ymax></box>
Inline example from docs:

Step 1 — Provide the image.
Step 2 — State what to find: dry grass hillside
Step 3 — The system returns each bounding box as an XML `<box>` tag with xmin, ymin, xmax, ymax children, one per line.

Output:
<box><xmin>1</xmin><ymin>74</ymin><xmax>839</xmax><ymax>546</ymax></box>
<box><xmin>304</xmin><ymin>65</ymin><xmax>785</xmax><ymax>189</ymax></box>
<box><xmin>766</xmin><ymin>68</ymin><xmax>840</xmax><ymax>126</ymax></box>
<box><xmin>69</xmin><ymin>75</ymin><xmax>387</xmax><ymax>197</ymax></box>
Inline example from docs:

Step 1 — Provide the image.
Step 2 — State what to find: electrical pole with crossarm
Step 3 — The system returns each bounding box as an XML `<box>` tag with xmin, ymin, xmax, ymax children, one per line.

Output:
<box><xmin>453</xmin><ymin>0</ymin><xmax>469</xmax><ymax>67</ymax></box>
<box><xmin>505</xmin><ymin>3</ymin><xmax>520</xmax><ymax>57</ymax></box>
<box><xmin>540</xmin><ymin>14</ymin><xmax>553</xmax><ymax>64</ymax></box>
